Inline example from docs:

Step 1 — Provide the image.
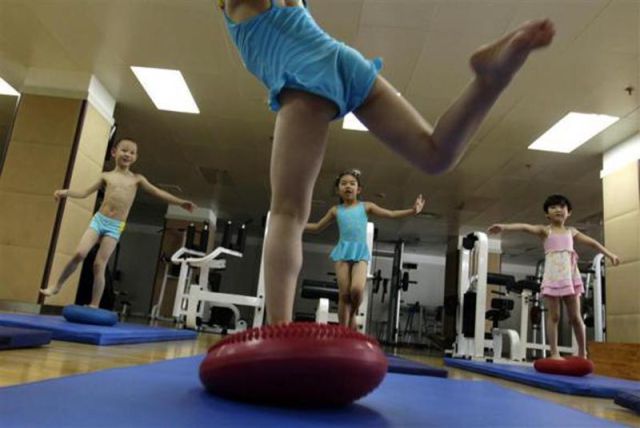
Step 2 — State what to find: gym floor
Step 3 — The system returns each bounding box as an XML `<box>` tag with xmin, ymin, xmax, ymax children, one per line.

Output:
<box><xmin>1</xmin><ymin>322</ymin><xmax>637</xmax><ymax>426</ymax></box>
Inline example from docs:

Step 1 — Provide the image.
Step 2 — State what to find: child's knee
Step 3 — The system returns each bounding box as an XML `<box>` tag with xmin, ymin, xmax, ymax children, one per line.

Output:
<box><xmin>269</xmin><ymin>203</ymin><xmax>310</xmax><ymax>225</ymax></box>
<box><xmin>350</xmin><ymin>288</ymin><xmax>363</xmax><ymax>305</ymax></box>
<box><xmin>547</xmin><ymin>312</ymin><xmax>560</xmax><ymax>324</ymax></box>
<box><xmin>340</xmin><ymin>293</ymin><xmax>351</xmax><ymax>305</ymax></box>
<box><xmin>73</xmin><ymin>252</ymin><xmax>86</xmax><ymax>263</ymax></box>
<box><xmin>93</xmin><ymin>259</ymin><xmax>107</xmax><ymax>273</ymax></box>
<box><xmin>567</xmin><ymin>312</ymin><xmax>583</xmax><ymax>326</ymax></box>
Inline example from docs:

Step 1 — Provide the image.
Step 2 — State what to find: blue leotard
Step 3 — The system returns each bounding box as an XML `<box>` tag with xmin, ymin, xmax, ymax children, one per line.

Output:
<box><xmin>330</xmin><ymin>202</ymin><xmax>370</xmax><ymax>262</ymax></box>
<box><xmin>224</xmin><ymin>1</ymin><xmax>382</xmax><ymax>119</ymax></box>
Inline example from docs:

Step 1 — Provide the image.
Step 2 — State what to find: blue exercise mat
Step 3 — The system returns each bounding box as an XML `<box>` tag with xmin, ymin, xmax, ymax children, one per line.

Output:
<box><xmin>0</xmin><ymin>313</ymin><xmax>196</xmax><ymax>345</ymax></box>
<box><xmin>444</xmin><ymin>358</ymin><xmax>640</xmax><ymax>398</ymax></box>
<box><xmin>386</xmin><ymin>354</ymin><xmax>447</xmax><ymax>378</ymax></box>
<box><xmin>0</xmin><ymin>326</ymin><xmax>51</xmax><ymax>350</ymax></box>
<box><xmin>0</xmin><ymin>356</ymin><xmax>620</xmax><ymax>427</ymax></box>
<box><xmin>615</xmin><ymin>390</ymin><xmax>640</xmax><ymax>414</ymax></box>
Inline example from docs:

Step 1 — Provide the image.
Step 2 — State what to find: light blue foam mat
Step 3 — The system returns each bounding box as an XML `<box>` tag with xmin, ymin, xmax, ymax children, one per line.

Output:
<box><xmin>0</xmin><ymin>313</ymin><xmax>195</xmax><ymax>345</ymax></box>
<box><xmin>444</xmin><ymin>357</ymin><xmax>640</xmax><ymax>398</ymax></box>
<box><xmin>0</xmin><ymin>355</ymin><xmax>621</xmax><ymax>427</ymax></box>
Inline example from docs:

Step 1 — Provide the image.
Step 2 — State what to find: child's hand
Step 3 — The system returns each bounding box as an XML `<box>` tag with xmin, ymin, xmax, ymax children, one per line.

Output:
<box><xmin>413</xmin><ymin>194</ymin><xmax>425</xmax><ymax>214</ymax></box>
<box><xmin>608</xmin><ymin>253</ymin><xmax>620</xmax><ymax>266</ymax></box>
<box><xmin>53</xmin><ymin>189</ymin><xmax>68</xmax><ymax>202</ymax></box>
<box><xmin>181</xmin><ymin>200</ymin><xmax>197</xmax><ymax>212</ymax></box>
<box><xmin>487</xmin><ymin>224</ymin><xmax>504</xmax><ymax>234</ymax></box>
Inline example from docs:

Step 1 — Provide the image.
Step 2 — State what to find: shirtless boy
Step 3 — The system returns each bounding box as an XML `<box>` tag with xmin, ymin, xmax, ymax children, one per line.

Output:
<box><xmin>41</xmin><ymin>138</ymin><xmax>196</xmax><ymax>308</ymax></box>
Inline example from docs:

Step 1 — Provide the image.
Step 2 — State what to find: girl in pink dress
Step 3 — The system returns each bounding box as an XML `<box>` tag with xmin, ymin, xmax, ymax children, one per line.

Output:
<box><xmin>488</xmin><ymin>194</ymin><xmax>619</xmax><ymax>359</ymax></box>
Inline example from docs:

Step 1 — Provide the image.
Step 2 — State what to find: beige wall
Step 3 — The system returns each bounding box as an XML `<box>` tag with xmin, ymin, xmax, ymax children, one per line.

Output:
<box><xmin>46</xmin><ymin>103</ymin><xmax>111</xmax><ymax>306</ymax></box>
<box><xmin>0</xmin><ymin>95</ymin><xmax>82</xmax><ymax>302</ymax></box>
<box><xmin>0</xmin><ymin>94</ymin><xmax>111</xmax><ymax>306</ymax></box>
<box><xmin>602</xmin><ymin>161</ymin><xmax>640</xmax><ymax>343</ymax></box>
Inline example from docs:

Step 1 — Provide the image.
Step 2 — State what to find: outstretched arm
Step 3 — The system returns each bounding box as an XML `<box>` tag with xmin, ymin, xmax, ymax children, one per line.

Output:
<box><xmin>366</xmin><ymin>194</ymin><xmax>425</xmax><ymax>219</ymax></box>
<box><xmin>487</xmin><ymin>223</ymin><xmax>546</xmax><ymax>237</ymax></box>
<box><xmin>54</xmin><ymin>175</ymin><xmax>103</xmax><ymax>201</ymax></box>
<box><xmin>305</xmin><ymin>207</ymin><xmax>336</xmax><ymax>233</ymax></box>
<box><xmin>138</xmin><ymin>175</ymin><xmax>196</xmax><ymax>212</ymax></box>
<box><xmin>574</xmin><ymin>231</ymin><xmax>620</xmax><ymax>265</ymax></box>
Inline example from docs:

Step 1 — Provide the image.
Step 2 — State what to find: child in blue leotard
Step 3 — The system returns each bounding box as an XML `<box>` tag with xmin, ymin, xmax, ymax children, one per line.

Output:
<box><xmin>219</xmin><ymin>0</ymin><xmax>554</xmax><ymax>323</ymax></box>
<box><xmin>306</xmin><ymin>170</ymin><xmax>424</xmax><ymax>329</ymax></box>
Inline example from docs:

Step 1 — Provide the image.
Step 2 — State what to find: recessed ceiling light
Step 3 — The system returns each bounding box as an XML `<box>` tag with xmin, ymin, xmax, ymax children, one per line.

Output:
<box><xmin>130</xmin><ymin>66</ymin><xmax>199</xmax><ymax>114</ymax></box>
<box><xmin>0</xmin><ymin>77</ymin><xmax>19</xmax><ymax>96</ymax></box>
<box><xmin>528</xmin><ymin>112</ymin><xmax>619</xmax><ymax>153</ymax></box>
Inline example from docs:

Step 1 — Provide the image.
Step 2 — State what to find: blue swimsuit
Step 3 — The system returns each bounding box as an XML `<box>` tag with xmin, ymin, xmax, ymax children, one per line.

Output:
<box><xmin>223</xmin><ymin>1</ymin><xmax>382</xmax><ymax>119</ymax></box>
<box><xmin>89</xmin><ymin>212</ymin><xmax>126</xmax><ymax>241</ymax></box>
<box><xmin>330</xmin><ymin>202</ymin><xmax>370</xmax><ymax>262</ymax></box>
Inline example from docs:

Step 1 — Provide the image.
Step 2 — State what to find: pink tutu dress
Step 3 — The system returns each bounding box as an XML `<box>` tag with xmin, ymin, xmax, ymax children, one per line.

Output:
<box><xmin>541</xmin><ymin>227</ymin><xmax>584</xmax><ymax>296</ymax></box>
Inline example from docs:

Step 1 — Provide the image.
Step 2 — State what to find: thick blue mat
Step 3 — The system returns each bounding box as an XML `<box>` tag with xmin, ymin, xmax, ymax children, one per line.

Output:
<box><xmin>0</xmin><ymin>313</ymin><xmax>196</xmax><ymax>345</ymax></box>
<box><xmin>0</xmin><ymin>326</ymin><xmax>51</xmax><ymax>350</ymax></box>
<box><xmin>0</xmin><ymin>356</ymin><xmax>620</xmax><ymax>427</ymax></box>
<box><xmin>615</xmin><ymin>390</ymin><xmax>640</xmax><ymax>414</ymax></box>
<box><xmin>444</xmin><ymin>358</ymin><xmax>640</xmax><ymax>398</ymax></box>
<box><xmin>386</xmin><ymin>354</ymin><xmax>447</xmax><ymax>378</ymax></box>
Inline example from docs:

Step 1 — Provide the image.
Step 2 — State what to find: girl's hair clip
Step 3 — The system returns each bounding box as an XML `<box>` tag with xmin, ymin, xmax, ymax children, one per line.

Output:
<box><xmin>336</xmin><ymin>169</ymin><xmax>361</xmax><ymax>180</ymax></box>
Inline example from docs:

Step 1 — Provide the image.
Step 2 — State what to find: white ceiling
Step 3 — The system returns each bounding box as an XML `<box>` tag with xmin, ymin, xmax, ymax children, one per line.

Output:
<box><xmin>0</xmin><ymin>0</ymin><xmax>638</xmax><ymax>263</ymax></box>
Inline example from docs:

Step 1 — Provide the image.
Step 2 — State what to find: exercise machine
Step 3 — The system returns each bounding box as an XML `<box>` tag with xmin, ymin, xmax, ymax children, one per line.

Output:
<box><xmin>368</xmin><ymin>239</ymin><xmax>420</xmax><ymax>345</ymax></box>
<box><xmin>582</xmin><ymin>253</ymin><xmax>606</xmax><ymax>342</ymax></box>
<box><xmin>150</xmin><ymin>222</ymin><xmax>208</xmax><ymax>322</ymax></box>
<box><xmin>158</xmin><ymin>219</ymin><xmax>265</xmax><ymax>333</ymax></box>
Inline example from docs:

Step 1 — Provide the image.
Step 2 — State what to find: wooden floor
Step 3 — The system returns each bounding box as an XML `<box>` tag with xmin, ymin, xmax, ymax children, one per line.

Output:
<box><xmin>1</xmin><ymin>331</ymin><xmax>639</xmax><ymax>426</ymax></box>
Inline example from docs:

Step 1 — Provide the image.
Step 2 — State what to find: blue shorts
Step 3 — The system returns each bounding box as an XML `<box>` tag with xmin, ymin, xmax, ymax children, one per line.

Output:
<box><xmin>89</xmin><ymin>213</ymin><xmax>125</xmax><ymax>241</ymax></box>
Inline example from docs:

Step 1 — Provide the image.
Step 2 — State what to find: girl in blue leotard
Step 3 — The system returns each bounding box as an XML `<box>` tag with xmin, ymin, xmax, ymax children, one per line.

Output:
<box><xmin>306</xmin><ymin>170</ymin><xmax>424</xmax><ymax>329</ymax></box>
<box><xmin>219</xmin><ymin>0</ymin><xmax>554</xmax><ymax>323</ymax></box>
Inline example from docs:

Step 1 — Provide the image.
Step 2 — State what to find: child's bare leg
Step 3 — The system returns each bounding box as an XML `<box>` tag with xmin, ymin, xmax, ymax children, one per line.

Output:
<box><xmin>264</xmin><ymin>89</ymin><xmax>336</xmax><ymax>324</ymax></box>
<box><xmin>348</xmin><ymin>261</ymin><xmax>368</xmax><ymax>330</ymax></box>
<box><xmin>355</xmin><ymin>20</ymin><xmax>555</xmax><ymax>174</ymax></box>
<box><xmin>563</xmin><ymin>294</ymin><xmax>587</xmax><ymax>358</ymax></box>
<box><xmin>89</xmin><ymin>237</ymin><xmax>118</xmax><ymax>308</ymax></box>
<box><xmin>544</xmin><ymin>296</ymin><xmax>562</xmax><ymax>359</ymax></box>
<box><xmin>335</xmin><ymin>262</ymin><xmax>352</xmax><ymax>327</ymax></box>
<box><xmin>40</xmin><ymin>229</ymin><xmax>100</xmax><ymax>296</ymax></box>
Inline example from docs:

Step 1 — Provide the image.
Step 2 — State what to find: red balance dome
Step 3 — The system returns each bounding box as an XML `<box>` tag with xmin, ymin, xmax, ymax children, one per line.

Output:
<box><xmin>200</xmin><ymin>323</ymin><xmax>388</xmax><ymax>406</ymax></box>
<box><xmin>534</xmin><ymin>356</ymin><xmax>594</xmax><ymax>377</ymax></box>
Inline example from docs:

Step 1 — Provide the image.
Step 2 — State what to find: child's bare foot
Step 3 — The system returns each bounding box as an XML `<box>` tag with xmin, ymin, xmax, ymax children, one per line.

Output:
<box><xmin>548</xmin><ymin>353</ymin><xmax>564</xmax><ymax>360</ymax></box>
<box><xmin>39</xmin><ymin>287</ymin><xmax>60</xmax><ymax>297</ymax></box>
<box><xmin>470</xmin><ymin>19</ymin><xmax>555</xmax><ymax>89</ymax></box>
